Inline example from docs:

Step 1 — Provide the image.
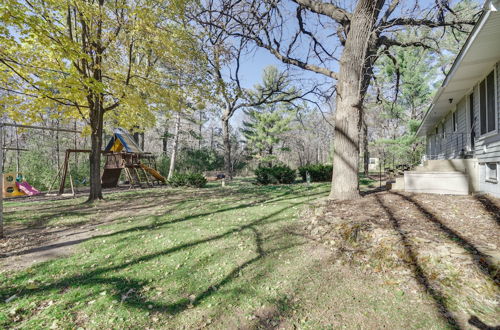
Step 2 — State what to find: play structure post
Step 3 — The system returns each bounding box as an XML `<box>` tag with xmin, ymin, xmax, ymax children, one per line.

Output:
<box><xmin>0</xmin><ymin>122</ymin><xmax>81</xmax><ymax>238</ymax></box>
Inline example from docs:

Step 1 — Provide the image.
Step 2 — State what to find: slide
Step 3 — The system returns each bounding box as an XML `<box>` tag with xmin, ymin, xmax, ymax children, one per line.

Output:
<box><xmin>16</xmin><ymin>181</ymin><xmax>41</xmax><ymax>196</ymax></box>
<box><xmin>140</xmin><ymin>164</ymin><xmax>166</xmax><ymax>183</ymax></box>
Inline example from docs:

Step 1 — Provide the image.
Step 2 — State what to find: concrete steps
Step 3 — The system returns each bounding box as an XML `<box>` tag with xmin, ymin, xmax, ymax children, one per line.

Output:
<box><xmin>415</xmin><ymin>159</ymin><xmax>475</xmax><ymax>173</ymax></box>
<box><xmin>390</xmin><ymin>159</ymin><xmax>479</xmax><ymax>195</ymax></box>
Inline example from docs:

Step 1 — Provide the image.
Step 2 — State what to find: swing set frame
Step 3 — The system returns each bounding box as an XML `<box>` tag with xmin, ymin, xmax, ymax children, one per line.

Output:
<box><xmin>0</xmin><ymin>122</ymin><xmax>81</xmax><ymax>238</ymax></box>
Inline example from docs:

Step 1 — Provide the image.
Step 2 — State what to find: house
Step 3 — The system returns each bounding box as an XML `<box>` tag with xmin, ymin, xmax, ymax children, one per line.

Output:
<box><xmin>402</xmin><ymin>0</ymin><xmax>500</xmax><ymax>197</ymax></box>
<box><xmin>368</xmin><ymin>158</ymin><xmax>380</xmax><ymax>172</ymax></box>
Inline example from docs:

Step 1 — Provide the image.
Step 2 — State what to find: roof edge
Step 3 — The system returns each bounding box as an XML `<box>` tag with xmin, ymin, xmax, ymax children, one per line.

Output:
<box><xmin>416</xmin><ymin>5</ymin><xmax>492</xmax><ymax>137</ymax></box>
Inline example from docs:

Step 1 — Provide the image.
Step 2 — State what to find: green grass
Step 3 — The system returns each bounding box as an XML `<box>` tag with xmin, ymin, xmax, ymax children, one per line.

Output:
<box><xmin>0</xmin><ymin>180</ymin><xmax>450</xmax><ymax>329</ymax></box>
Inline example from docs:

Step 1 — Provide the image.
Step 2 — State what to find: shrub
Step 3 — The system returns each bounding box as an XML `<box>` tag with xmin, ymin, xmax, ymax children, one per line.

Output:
<box><xmin>157</xmin><ymin>155</ymin><xmax>170</xmax><ymax>178</ymax></box>
<box><xmin>177</xmin><ymin>147</ymin><xmax>224</xmax><ymax>173</ymax></box>
<box><xmin>298</xmin><ymin>164</ymin><xmax>333</xmax><ymax>182</ymax></box>
<box><xmin>254</xmin><ymin>165</ymin><xmax>296</xmax><ymax>185</ymax></box>
<box><xmin>168</xmin><ymin>172</ymin><xmax>207</xmax><ymax>188</ymax></box>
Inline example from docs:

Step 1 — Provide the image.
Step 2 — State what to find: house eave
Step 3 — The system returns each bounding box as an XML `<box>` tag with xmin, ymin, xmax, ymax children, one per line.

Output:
<box><xmin>417</xmin><ymin>1</ymin><xmax>500</xmax><ymax>137</ymax></box>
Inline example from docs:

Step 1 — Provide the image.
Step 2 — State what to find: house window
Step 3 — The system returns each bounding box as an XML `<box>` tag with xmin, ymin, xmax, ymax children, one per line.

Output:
<box><xmin>479</xmin><ymin>70</ymin><xmax>497</xmax><ymax>135</ymax></box>
<box><xmin>453</xmin><ymin>111</ymin><xmax>457</xmax><ymax>132</ymax></box>
<box><xmin>486</xmin><ymin>163</ymin><xmax>498</xmax><ymax>183</ymax></box>
<box><xmin>369</xmin><ymin>158</ymin><xmax>376</xmax><ymax>165</ymax></box>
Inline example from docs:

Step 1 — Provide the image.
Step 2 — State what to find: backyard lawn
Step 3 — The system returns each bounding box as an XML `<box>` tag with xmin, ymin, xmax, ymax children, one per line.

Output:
<box><xmin>0</xmin><ymin>180</ymin><xmax>498</xmax><ymax>329</ymax></box>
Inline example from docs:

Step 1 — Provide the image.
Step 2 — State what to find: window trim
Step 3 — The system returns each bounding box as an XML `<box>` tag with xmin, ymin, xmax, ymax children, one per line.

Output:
<box><xmin>485</xmin><ymin>162</ymin><xmax>498</xmax><ymax>184</ymax></box>
<box><xmin>478</xmin><ymin>67</ymin><xmax>498</xmax><ymax>138</ymax></box>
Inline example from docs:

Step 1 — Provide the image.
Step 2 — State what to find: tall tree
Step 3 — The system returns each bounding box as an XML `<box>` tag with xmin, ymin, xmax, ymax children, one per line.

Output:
<box><xmin>1</xmin><ymin>0</ymin><xmax>202</xmax><ymax>201</ymax></box>
<box><xmin>192</xmin><ymin>3</ymin><xmax>311</xmax><ymax>178</ymax></box>
<box><xmin>201</xmin><ymin>0</ymin><xmax>477</xmax><ymax>200</ymax></box>
<box><xmin>242</xmin><ymin>103</ymin><xmax>295</xmax><ymax>166</ymax></box>
<box><xmin>168</xmin><ymin>111</ymin><xmax>182</xmax><ymax>180</ymax></box>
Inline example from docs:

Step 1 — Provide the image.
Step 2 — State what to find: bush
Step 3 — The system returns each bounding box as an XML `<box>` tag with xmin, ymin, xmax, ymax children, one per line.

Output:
<box><xmin>254</xmin><ymin>165</ymin><xmax>296</xmax><ymax>185</ymax></box>
<box><xmin>157</xmin><ymin>155</ymin><xmax>170</xmax><ymax>178</ymax></box>
<box><xmin>168</xmin><ymin>172</ymin><xmax>207</xmax><ymax>188</ymax></box>
<box><xmin>298</xmin><ymin>164</ymin><xmax>333</xmax><ymax>182</ymax></box>
<box><xmin>177</xmin><ymin>147</ymin><xmax>224</xmax><ymax>173</ymax></box>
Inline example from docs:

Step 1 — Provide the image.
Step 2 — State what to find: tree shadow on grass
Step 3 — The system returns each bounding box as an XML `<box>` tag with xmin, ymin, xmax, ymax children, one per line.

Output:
<box><xmin>375</xmin><ymin>194</ymin><xmax>461</xmax><ymax>329</ymax></box>
<box><xmin>391</xmin><ymin>192</ymin><xmax>499</xmax><ymax>284</ymax></box>
<box><xmin>0</xmin><ymin>192</ymin><xmax>320</xmax><ymax>319</ymax></box>
<box><xmin>468</xmin><ymin>315</ymin><xmax>500</xmax><ymax>330</ymax></box>
<box><xmin>4</xmin><ymin>184</ymin><xmax>303</xmax><ymax>230</ymax></box>
<box><xmin>1</xmin><ymin>187</ymin><xmax>325</xmax><ymax>272</ymax></box>
<box><xmin>473</xmin><ymin>194</ymin><xmax>500</xmax><ymax>226</ymax></box>
<box><xmin>70</xmin><ymin>189</ymin><xmax>326</xmax><ymax>245</ymax></box>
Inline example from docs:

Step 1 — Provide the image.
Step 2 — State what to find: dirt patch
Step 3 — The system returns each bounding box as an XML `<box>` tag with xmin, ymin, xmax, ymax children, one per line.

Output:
<box><xmin>301</xmin><ymin>191</ymin><xmax>500</xmax><ymax>328</ymax></box>
<box><xmin>0</xmin><ymin>187</ymin><xmax>190</xmax><ymax>273</ymax></box>
<box><xmin>0</xmin><ymin>185</ymin><xmax>273</xmax><ymax>274</ymax></box>
<box><xmin>1</xmin><ymin>220</ymin><xmax>109</xmax><ymax>273</ymax></box>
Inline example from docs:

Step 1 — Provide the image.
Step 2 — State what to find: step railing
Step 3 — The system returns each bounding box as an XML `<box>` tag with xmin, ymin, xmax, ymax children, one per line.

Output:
<box><xmin>425</xmin><ymin>132</ymin><xmax>474</xmax><ymax>160</ymax></box>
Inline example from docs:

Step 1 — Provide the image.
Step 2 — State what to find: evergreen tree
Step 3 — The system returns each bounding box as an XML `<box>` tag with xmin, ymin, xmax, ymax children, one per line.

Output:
<box><xmin>242</xmin><ymin>103</ymin><xmax>295</xmax><ymax>167</ymax></box>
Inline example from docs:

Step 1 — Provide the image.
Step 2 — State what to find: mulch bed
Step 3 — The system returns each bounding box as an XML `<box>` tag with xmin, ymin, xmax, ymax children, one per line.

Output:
<box><xmin>301</xmin><ymin>191</ymin><xmax>500</xmax><ymax>328</ymax></box>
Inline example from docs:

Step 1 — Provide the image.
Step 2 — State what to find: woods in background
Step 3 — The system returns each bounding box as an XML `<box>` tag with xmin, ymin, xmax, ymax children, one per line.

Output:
<box><xmin>0</xmin><ymin>0</ymin><xmax>481</xmax><ymax>200</ymax></box>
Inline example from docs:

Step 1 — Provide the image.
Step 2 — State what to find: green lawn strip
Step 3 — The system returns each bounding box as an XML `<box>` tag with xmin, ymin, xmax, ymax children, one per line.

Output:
<box><xmin>0</xmin><ymin>180</ymin><xmax>452</xmax><ymax>328</ymax></box>
<box><xmin>0</xmin><ymin>182</ymin><xmax>328</xmax><ymax>328</ymax></box>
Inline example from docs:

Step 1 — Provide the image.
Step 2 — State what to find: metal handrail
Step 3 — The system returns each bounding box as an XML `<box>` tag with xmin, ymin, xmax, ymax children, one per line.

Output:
<box><xmin>425</xmin><ymin>132</ymin><xmax>474</xmax><ymax>160</ymax></box>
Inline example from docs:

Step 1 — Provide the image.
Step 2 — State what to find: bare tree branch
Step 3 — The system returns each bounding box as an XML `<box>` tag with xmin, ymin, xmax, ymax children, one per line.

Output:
<box><xmin>291</xmin><ymin>0</ymin><xmax>350</xmax><ymax>24</ymax></box>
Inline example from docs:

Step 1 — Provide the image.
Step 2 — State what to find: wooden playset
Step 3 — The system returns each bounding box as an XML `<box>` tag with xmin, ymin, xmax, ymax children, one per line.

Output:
<box><xmin>101</xmin><ymin>128</ymin><xmax>166</xmax><ymax>189</ymax></box>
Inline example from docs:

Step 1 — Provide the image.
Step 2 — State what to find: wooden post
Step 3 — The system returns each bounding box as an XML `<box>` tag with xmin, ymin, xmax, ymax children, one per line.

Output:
<box><xmin>47</xmin><ymin>162</ymin><xmax>64</xmax><ymax>195</ymax></box>
<box><xmin>69</xmin><ymin>172</ymin><xmax>76</xmax><ymax>196</ymax></box>
<box><xmin>58</xmin><ymin>150</ymin><xmax>71</xmax><ymax>195</ymax></box>
<box><xmin>0</xmin><ymin>124</ymin><xmax>82</xmax><ymax>238</ymax></box>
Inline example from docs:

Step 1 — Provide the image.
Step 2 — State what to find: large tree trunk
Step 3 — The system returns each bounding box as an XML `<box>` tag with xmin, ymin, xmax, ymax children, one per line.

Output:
<box><xmin>329</xmin><ymin>0</ymin><xmax>383</xmax><ymax>200</ymax></box>
<box><xmin>222</xmin><ymin>115</ymin><xmax>232</xmax><ymax>179</ymax></box>
<box><xmin>168</xmin><ymin>112</ymin><xmax>181</xmax><ymax>180</ymax></box>
<box><xmin>87</xmin><ymin>101</ymin><xmax>104</xmax><ymax>202</ymax></box>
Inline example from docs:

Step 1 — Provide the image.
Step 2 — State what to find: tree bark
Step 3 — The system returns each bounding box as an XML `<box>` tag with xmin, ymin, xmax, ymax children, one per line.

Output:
<box><xmin>87</xmin><ymin>100</ymin><xmax>104</xmax><ymax>202</ymax></box>
<box><xmin>222</xmin><ymin>115</ymin><xmax>232</xmax><ymax>179</ymax></box>
<box><xmin>56</xmin><ymin>120</ymin><xmax>60</xmax><ymax>170</ymax></box>
<box><xmin>162</xmin><ymin>126</ymin><xmax>169</xmax><ymax>155</ymax></box>
<box><xmin>268</xmin><ymin>145</ymin><xmax>273</xmax><ymax>167</ymax></box>
<box><xmin>168</xmin><ymin>112</ymin><xmax>181</xmax><ymax>180</ymax></box>
<box><xmin>329</xmin><ymin>0</ymin><xmax>384</xmax><ymax>200</ymax></box>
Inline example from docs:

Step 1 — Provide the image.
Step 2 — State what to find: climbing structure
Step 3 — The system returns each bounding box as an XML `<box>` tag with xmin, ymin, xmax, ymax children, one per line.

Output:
<box><xmin>2</xmin><ymin>173</ymin><xmax>40</xmax><ymax>198</ymax></box>
<box><xmin>102</xmin><ymin>128</ymin><xmax>166</xmax><ymax>188</ymax></box>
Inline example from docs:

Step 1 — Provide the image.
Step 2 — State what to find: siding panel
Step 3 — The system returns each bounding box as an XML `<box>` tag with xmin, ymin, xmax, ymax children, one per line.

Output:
<box><xmin>475</xmin><ymin>62</ymin><xmax>500</xmax><ymax>162</ymax></box>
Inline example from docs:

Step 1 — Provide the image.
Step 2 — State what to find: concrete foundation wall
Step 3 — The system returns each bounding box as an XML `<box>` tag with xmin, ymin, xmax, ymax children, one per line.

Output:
<box><xmin>479</xmin><ymin>163</ymin><xmax>500</xmax><ymax>198</ymax></box>
<box><xmin>404</xmin><ymin>172</ymin><xmax>470</xmax><ymax>195</ymax></box>
<box><xmin>413</xmin><ymin>159</ymin><xmax>479</xmax><ymax>193</ymax></box>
